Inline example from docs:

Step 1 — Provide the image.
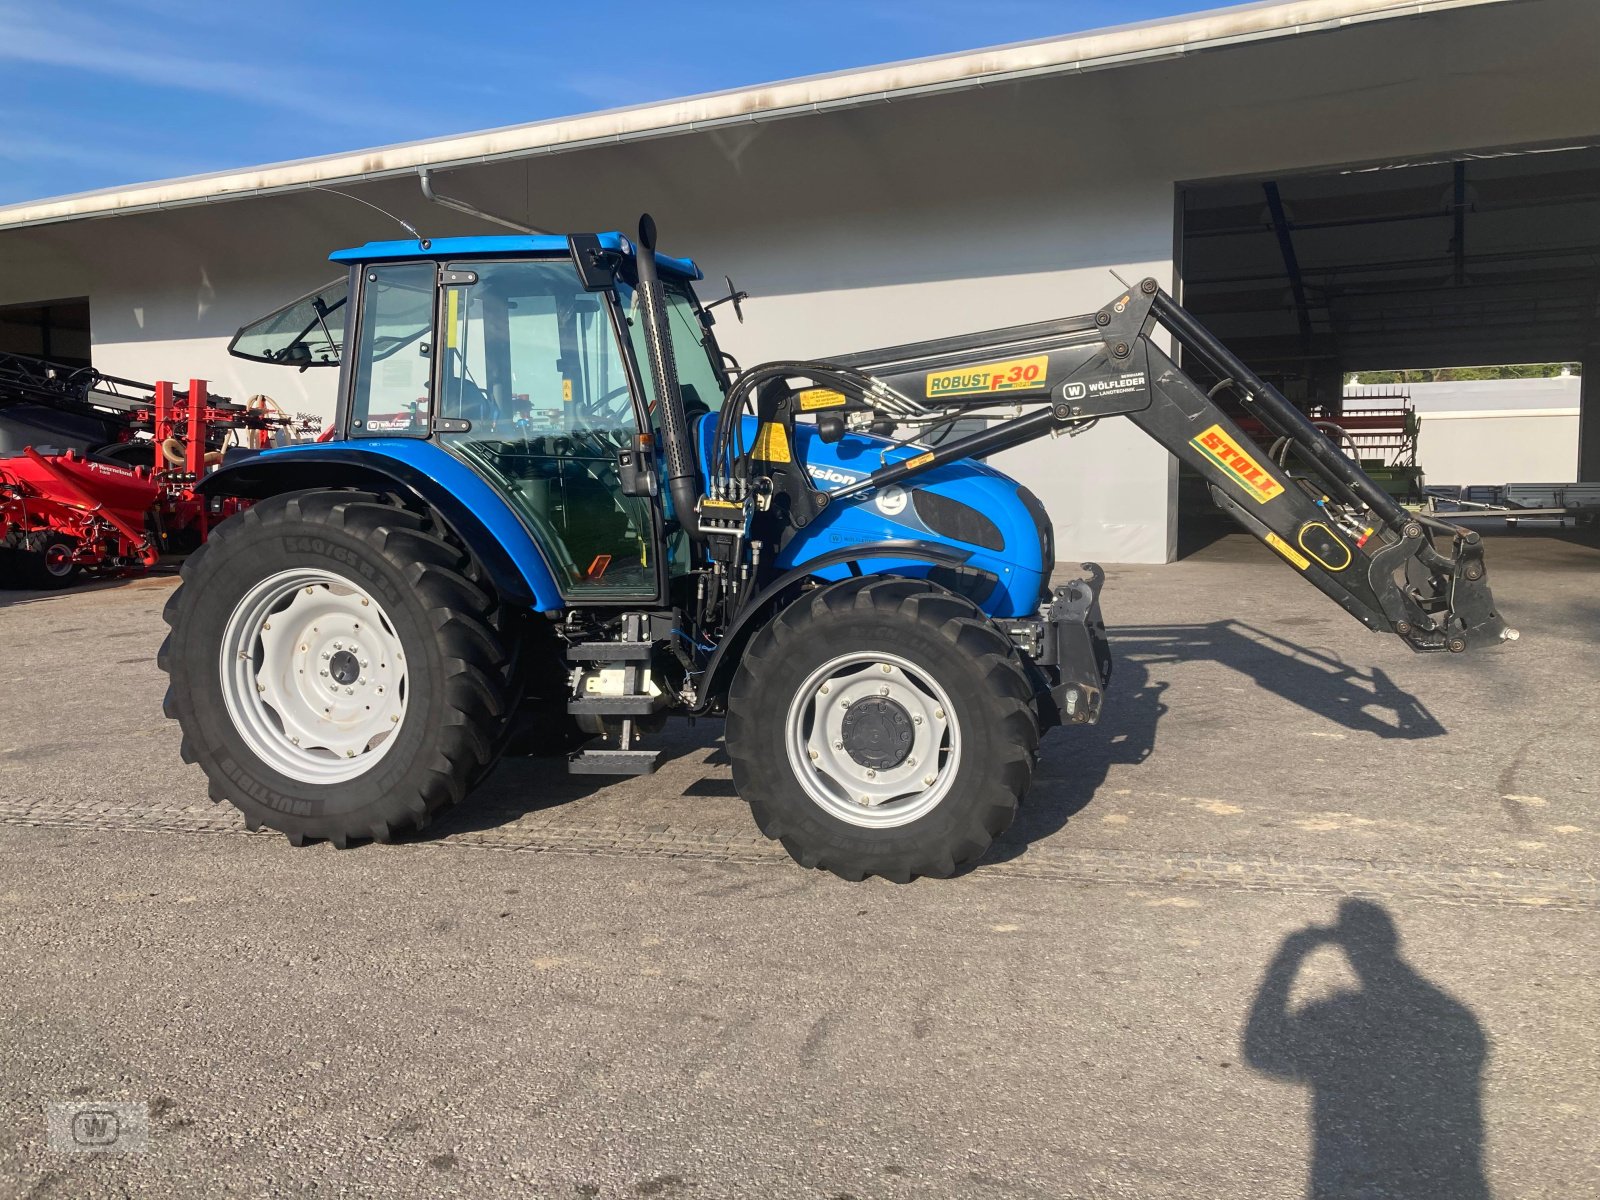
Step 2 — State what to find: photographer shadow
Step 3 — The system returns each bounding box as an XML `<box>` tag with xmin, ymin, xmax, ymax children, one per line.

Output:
<box><xmin>1243</xmin><ymin>900</ymin><xmax>1490</xmax><ymax>1199</ymax></box>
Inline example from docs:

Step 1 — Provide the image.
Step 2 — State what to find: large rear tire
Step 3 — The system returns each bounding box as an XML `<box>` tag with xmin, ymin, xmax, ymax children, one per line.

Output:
<box><xmin>726</xmin><ymin>576</ymin><xmax>1038</xmax><ymax>882</ymax></box>
<box><xmin>159</xmin><ymin>490</ymin><xmax>513</xmax><ymax>846</ymax></box>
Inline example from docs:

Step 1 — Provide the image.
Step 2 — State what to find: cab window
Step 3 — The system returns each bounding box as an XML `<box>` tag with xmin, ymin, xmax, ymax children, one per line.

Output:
<box><xmin>349</xmin><ymin>263</ymin><xmax>434</xmax><ymax>436</ymax></box>
<box><xmin>436</xmin><ymin>259</ymin><xmax>655</xmax><ymax>599</ymax></box>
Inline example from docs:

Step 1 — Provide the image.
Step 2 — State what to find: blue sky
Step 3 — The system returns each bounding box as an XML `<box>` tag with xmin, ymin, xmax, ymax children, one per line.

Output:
<box><xmin>3</xmin><ymin>0</ymin><xmax>1212</xmax><ymax>205</ymax></box>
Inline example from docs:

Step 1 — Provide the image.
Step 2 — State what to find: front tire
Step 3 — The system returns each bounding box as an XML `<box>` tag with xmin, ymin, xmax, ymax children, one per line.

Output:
<box><xmin>159</xmin><ymin>490</ymin><xmax>512</xmax><ymax>846</ymax></box>
<box><xmin>727</xmin><ymin>577</ymin><xmax>1038</xmax><ymax>882</ymax></box>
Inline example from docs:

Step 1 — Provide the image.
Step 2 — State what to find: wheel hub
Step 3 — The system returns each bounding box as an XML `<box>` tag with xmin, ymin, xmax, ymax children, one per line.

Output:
<box><xmin>785</xmin><ymin>652</ymin><xmax>961</xmax><ymax>829</ymax></box>
<box><xmin>840</xmin><ymin>696</ymin><xmax>914</xmax><ymax>770</ymax></box>
<box><xmin>328</xmin><ymin>649</ymin><xmax>361</xmax><ymax>686</ymax></box>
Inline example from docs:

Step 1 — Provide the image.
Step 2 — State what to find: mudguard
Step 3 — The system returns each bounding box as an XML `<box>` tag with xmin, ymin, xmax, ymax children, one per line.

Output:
<box><xmin>197</xmin><ymin>439</ymin><xmax>566</xmax><ymax>610</ymax></box>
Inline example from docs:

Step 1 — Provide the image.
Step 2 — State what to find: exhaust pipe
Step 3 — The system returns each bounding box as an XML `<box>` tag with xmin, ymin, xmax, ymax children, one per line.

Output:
<box><xmin>633</xmin><ymin>214</ymin><xmax>702</xmax><ymax>539</ymax></box>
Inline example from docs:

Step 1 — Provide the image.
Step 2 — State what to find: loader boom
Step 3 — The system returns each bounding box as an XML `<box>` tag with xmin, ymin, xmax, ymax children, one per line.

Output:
<box><xmin>720</xmin><ymin>279</ymin><xmax>1512</xmax><ymax>654</ymax></box>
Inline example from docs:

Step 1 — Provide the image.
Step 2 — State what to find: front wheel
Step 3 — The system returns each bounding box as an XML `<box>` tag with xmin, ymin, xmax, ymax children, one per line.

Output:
<box><xmin>726</xmin><ymin>577</ymin><xmax>1039</xmax><ymax>882</ymax></box>
<box><xmin>159</xmin><ymin>490</ymin><xmax>513</xmax><ymax>846</ymax></box>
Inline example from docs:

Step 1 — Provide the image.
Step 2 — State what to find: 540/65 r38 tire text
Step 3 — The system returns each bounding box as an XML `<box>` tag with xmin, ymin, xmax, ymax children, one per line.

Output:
<box><xmin>158</xmin><ymin>490</ymin><xmax>512</xmax><ymax>846</ymax></box>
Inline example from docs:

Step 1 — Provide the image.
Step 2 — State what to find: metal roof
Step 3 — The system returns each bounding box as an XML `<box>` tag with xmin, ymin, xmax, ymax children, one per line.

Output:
<box><xmin>0</xmin><ymin>0</ymin><xmax>1513</xmax><ymax>232</ymax></box>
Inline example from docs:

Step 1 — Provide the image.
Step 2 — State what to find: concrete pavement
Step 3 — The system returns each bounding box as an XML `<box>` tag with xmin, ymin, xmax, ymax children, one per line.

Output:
<box><xmin>1</xmin><ymin>530</ymin><xmax>1596</xmax><ymax>1197</ymax></box>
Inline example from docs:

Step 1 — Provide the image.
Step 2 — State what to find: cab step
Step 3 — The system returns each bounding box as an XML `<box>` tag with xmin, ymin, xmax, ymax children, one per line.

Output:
<box><xmin>566</xmin><ymin>641</ymin><xmax>655</xmax><ymax>662</ymax></box>
<box><xmin>567</xmin><ymin>694</ymin><xmax>666</xmax><ymax>717</ymax></box>
<box><xmin>567</xmin><ymin>748</ymin><xmax>661</xmax><ymax>776</ymax></box>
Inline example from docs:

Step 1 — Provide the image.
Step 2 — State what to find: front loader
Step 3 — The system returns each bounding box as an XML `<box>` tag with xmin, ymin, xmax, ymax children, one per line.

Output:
<box><xmin>160</xmin><ymin>219</ymin><xmax>1514</xmax><ymax>881</ymax></box>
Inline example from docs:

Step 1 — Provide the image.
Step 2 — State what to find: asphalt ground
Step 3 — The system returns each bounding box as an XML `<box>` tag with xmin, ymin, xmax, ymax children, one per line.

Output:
<box><xmin>0</xmin><ymin>529</ymin><xmax>1596</xmax><ymax>1198</ymax></box>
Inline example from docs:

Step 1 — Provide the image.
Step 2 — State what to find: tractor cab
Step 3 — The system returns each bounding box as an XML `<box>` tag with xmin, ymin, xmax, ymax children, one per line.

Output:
<box><xmin>232</xmin><ymin>233</ymin><xmax>732</xmax><ymax>602</ymax></box>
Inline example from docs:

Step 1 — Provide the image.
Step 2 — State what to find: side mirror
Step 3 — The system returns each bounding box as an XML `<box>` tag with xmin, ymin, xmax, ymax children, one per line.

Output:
<box><xmin>702</xmin><ymin>275</ymin><xmax>748</xmax><ymax>323</ymax></box>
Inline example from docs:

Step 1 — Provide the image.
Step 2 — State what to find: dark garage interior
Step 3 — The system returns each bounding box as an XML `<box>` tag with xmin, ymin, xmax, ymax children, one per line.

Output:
<box><xmin>1177</xmin><ymin>143</ymin><xmax>1600</xmax><ymax>543</ymax></box>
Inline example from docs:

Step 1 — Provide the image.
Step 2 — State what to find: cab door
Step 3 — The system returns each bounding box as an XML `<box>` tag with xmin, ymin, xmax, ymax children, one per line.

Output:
<box><xmin>432</xmin><ymin>259</ymin><xmax>661</xmax><ymax>602</ymax></box>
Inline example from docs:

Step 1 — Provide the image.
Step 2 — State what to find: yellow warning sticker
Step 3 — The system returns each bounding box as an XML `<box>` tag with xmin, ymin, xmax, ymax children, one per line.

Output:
<box><xmin>752</xmin><ymin>421</ymin><xmax>792</xmax><ymax>463</ymax></box>
<box><xmin>1265</xmin><ymin>531</ymin><xmax>1311</xmax><ymax>571</ymax></box>
<box><xmin>925</xmin><ymin>355</ymin><xmax>1049</xmax><ymax>399</ymax></box>
<box><xmin>905</xmin><ymin>451</ymin><xmax>936</xmax><ymax>470</ymax></box>
<box><xmin>798</xmin><ymin>388</ymin><xmax>846</xmax><ymax>412</ymax></box>
<box><xmin>562</xmin><ymin>378</ymin><xmax>573</xmax><ymax>403</ymax></box>
<box><xmin>1190</xmin><ymin>424</ymin><xmax>1284</xmax><ymax>504</ymax></box>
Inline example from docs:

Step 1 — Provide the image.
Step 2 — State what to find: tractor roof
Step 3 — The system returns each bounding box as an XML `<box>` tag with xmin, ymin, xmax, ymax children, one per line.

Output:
<box><xmin>328</xmin><ymin>232</ymin><xmax>703</xmax><ymax>280</ymax></box>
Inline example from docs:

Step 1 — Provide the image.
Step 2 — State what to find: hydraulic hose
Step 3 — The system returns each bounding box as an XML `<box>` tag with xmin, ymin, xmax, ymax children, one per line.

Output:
<box><xmin>633</xmin><ymin>215</ymin><xmax>701</xmax><ymax>539</ymax></box>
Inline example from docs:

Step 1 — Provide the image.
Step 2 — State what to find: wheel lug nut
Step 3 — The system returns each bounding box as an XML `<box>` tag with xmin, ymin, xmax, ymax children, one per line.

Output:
<box><xmin>935</xmin><ymin>709</ymin><xmax>945</xmax><ymax>720</ymax></box>
<box><xmin>808</xmin><ymin>749</ymin><xmax>819</xmax><ymax>761</ymax></box>
<box><xmin>361</xmin><ymin>599</ymin><xmax>369</xmax><ymax>607</ymax></box>
<box><xmin>866</xmin><ymin>768</ymin><xmax>877</xmax><ymax>778</ymax></box>
<box><xmin>840</xmin><ymin>700</ymin><xmax>849</xmax><ymax>709</ymax></box>
<box><xmin>832</xmin><ymin>740</ymin><xmax>843</xmax><ymax>750</ymax></box>
<box><xmin>881</xmin><ymin>664</ymin><xmax>891</xmax><ymax>673</ymax></box>
<box><xmin>820</xmin><ymin>684</ymin><xmax>830</xmax><ymax>695</ymax></box>
<box><xmin>878</xmin><ymin>686</ymin><xmax>890</xmax><ymax>696</ymax></box>
<box><xmin>320</xmin><ymin>669</ymin><xmax>329</xmax><ymax>677</ymax></box>
<box><xmin>391</xmin><ymin>714</ymin><xmax>400</xmax><ymax>723</ymax></box>
<box><xmin>914</xmin><ymin>714</ymin><xmax>924</xmax><ymax>725</ymax></box>
<box><xmin>907</xmin><ymin>757</ymin><xmax>917</xmax><ymax>767</ymax></box>
<box><xmin>923</xmin><ymin>775</ymin><xmax>936</xmax><ymax>787</ymax></box>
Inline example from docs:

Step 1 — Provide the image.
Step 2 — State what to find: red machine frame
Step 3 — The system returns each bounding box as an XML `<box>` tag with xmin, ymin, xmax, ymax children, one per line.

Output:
<box><xmin>1</xmin><ymin>378</ymin><xmax>317</xmax><ymax>586</ymax></box>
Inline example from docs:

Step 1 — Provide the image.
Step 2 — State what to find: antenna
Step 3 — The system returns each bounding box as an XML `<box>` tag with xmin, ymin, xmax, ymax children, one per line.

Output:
<box><xmin>419</xmin><ymin>168</ymin><xmax>552</xmax><ymax>236</ymax></box>
<box><xmin>308</xmin><ymin>185</ymin><xmax>427</xmax><ymax>243</ymax></box>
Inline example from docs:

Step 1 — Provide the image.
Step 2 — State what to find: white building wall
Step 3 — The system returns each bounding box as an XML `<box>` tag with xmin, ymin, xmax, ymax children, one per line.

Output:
<box><xmin>1350</xmin><ymin>377</ymin><xmax>1582</xmax><ymax>484</ymax></box>
<box><xmin>1417</xmin><ymin>411</ymin><xmax>1580</xmax><ymax>485</ymax></box>
<box><xmin>2</xmin><ymin>0</ymin><xmax>1598</xmax><ymax>562</ymax></box>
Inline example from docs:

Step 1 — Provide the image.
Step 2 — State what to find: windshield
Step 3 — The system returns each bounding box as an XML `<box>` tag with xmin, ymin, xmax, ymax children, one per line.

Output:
<box><xmin>229</xmin><ymin>276</ymin><xmax>347</xmax><ymax>368</ymax></box>
<box><xmin>616</xmin><ymin>281</ymin><xmax>726</xmax><ymax>419</ymax></box>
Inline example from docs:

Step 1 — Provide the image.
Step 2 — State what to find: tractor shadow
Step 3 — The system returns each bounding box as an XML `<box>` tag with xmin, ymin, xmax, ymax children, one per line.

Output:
<box><xmin>983</xmin><ymin>620</ymin><xmax>1442</xmax><ymax>866</ymax></box>
<box><xmin>425</xmin><ymin>719</ymin><xmax>729</xmax><ymax>837</ymax></box>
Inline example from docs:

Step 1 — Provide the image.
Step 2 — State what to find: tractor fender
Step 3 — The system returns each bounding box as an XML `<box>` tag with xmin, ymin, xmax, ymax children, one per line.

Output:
<box><xmin>196</xmin><ymin>443</ymin><xmax>565</xmax><ymax>610</ymax></box>
<box><xmin>692</xmin><ymin>539</ymin><xmax>974</xmax><ymax>714</ymax></box>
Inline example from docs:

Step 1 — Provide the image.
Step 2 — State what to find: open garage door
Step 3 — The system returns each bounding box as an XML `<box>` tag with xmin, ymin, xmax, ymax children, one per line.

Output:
<box><xmin>0</xmin><ymin>297</ymin><xmax>90</xmax><ymax>367</ymax></box>
<box><xmin>1177</xmin><ymin>144</ymin><xmax>1600</xmax><ymax>545</ymax></box>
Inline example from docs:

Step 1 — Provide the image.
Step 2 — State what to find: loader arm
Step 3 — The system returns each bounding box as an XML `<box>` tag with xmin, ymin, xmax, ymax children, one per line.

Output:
<box><xmin>718</xmin><ymin>280</ymin><xmax>1513</xmax><ymax>654</ymax></box>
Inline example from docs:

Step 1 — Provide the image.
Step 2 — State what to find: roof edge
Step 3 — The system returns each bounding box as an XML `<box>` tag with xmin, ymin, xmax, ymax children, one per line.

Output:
<box><xmin>0</xmin><ymin>0</ymin><xmax>1516</xmax><ymax>232</ymax></box>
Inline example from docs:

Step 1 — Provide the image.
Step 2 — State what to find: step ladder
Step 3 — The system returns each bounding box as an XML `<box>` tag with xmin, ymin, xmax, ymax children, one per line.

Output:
<box><xmin>564</xmin><ymin>613</ymin><xmax>667</xmax><ymax>776</ymax></box>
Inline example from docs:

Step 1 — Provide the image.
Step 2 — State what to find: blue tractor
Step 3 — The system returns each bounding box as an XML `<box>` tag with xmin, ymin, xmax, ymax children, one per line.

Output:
<box><xmin>160</xmin><ymin>218</ymin><xmax>1513</xmax><ymax>880</ymax></box>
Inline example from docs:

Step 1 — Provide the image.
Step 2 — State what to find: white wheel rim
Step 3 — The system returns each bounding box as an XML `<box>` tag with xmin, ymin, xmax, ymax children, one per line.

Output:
<box><xmin>784</xmin><ymin>650</ymin><xmax>961</xmax><ymax>829</ymax></box>
<box><xmin>219</xmin><ymin>568</ymin><xmax>409</xmax><ymax>785</ymax></box>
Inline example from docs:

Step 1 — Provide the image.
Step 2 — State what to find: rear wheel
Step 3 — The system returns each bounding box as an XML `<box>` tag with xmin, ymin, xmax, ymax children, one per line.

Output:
<box><xmin>727</xmin><ymin>576</ymin><xmax>1038</xmax><ymax>882</ymax></box>
<box><xmin>159</xmin><ymin>490</ymin><xmax>513</xmax><ymax>845</ymax></box>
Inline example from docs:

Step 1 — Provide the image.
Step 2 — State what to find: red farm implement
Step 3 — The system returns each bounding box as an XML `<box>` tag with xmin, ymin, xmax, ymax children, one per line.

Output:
<box><xmin>0</xmin><ymin>355</ymin><xmax>318</xmax><ymax>588</ymax></box>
